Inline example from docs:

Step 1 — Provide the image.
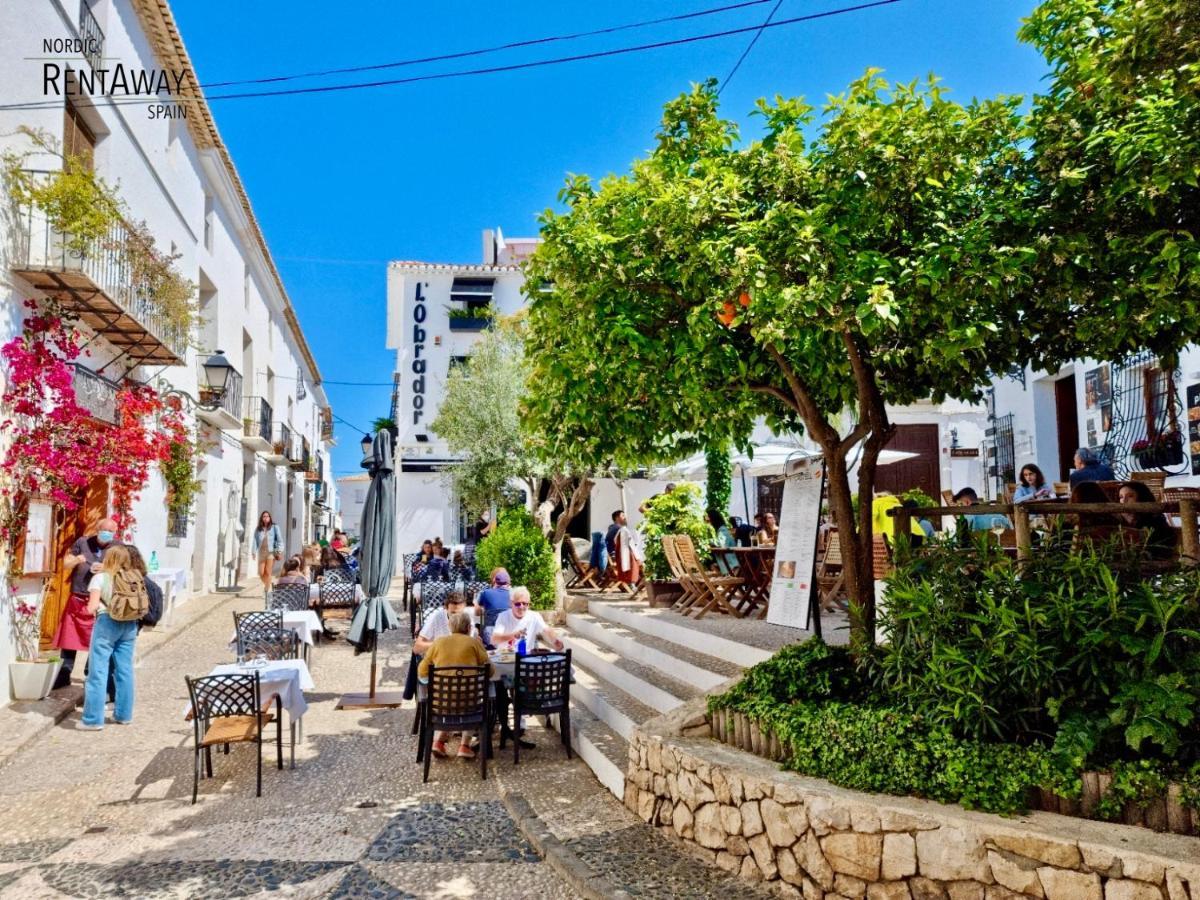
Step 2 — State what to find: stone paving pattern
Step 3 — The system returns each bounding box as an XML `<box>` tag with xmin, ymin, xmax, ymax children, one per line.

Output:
<box><xmin>0</xmin><ymin>585</ymin><xmax>769</xmax><ymax>898</ymax></box>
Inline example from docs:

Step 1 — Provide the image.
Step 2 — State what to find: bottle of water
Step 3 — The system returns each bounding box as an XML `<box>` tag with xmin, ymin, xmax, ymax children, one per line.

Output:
<box><xmin>149</xmin><ymin>551</ymin><xmax>160</xmax><ymax>572</ymax></box>
<box><xmin>516</xmin><ymin>636</ymin><xmax>526</xmax><ymax>656</ymax></box>
<box><xmin>455</xmin><ymin>576</ymin><xmax>465</xmax><ymax>595</ymax></box>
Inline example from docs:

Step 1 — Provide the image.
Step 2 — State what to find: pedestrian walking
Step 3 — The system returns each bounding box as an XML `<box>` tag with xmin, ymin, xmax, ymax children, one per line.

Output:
<box><xmin>252</xmin><ymin>511</ymin><xmax>284</xmax><ymax>594</ymax></box>
<box><xmin>52</xmin><ymin>517</ymin><xmax>120</xmax><ymax>690</ymax></box>
<box><xmin>79</xmin><ymin>545</ymin><xmax>148</xmax><ymax>730</ymax></box>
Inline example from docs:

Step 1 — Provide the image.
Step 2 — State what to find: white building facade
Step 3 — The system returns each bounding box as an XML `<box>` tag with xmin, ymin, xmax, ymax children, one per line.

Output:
<box><xmin>0</xmin><ymin>0</ymin><xmax>338</xmax><ymax>702</ymax></box>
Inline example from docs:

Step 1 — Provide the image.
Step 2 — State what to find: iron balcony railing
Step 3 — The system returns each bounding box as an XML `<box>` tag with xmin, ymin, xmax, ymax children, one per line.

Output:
<box><xmin>243</xmin><ymin>396</ymin><xmax>272</xmax><ymax>442</ymax></box>
<box><xmin>78</xmin><ymin>0</ymin><xmax>105</xmax><ymax>72</ymax></box>
<box><xmin>72</xmin><ymin>363</ymin><xmax>120</xmax><ymax>424</ymax></box>
<box><xmin>320</xmin><ymin>407</ymin><xmax>334</xmax><ymax>442</ymax></box>
<box><xmin>301</xmin><ymin>435</ymin><xmax>312</xmax><ymax>474</ymax></box>
<box><xmin>270</xmin><ymin>421</ymin><xmax>297</xmax><ymax>461</ymax></box>
<box><xmin>12</xmin><ymin>170</ymin><xmax>189</xmax><ymax>361</ymax></box>
<box><xmin>200</xmin><ymin>364</ymin><xmax>243</xmax><ymax>423</ymax></box>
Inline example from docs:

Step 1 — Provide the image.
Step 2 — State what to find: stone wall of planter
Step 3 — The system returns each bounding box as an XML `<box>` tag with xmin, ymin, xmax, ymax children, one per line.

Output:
<box><xmin>626</xmin><ymin>702</ymin><xmax>1200</xmax><ymax>900</ymax></box>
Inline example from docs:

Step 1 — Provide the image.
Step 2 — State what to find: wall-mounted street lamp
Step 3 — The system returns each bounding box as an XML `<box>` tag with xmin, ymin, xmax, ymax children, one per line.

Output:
<box><xmin>157</xmin><ymin>350</ymin><xmax>236</xmax><ymax>411</ymax></box>
<box><xmin>361</xmin><ymin>433</ymin><xmax>374</xmax><ymax>457</ymax></box>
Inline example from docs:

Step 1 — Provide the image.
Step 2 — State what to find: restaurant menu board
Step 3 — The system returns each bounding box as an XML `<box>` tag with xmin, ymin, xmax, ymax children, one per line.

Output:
<box><xmin>767</xmin><ymin>456</ymin><xmax>825</xmax><ymax>630</ymax></box>
<box><xmin>1188</xmin><ymin>384</ymin><xmax>1200</xmax><ymax>476</ymax></box>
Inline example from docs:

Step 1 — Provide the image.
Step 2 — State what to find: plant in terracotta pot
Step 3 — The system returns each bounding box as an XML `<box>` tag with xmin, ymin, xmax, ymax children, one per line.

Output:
<box><xmin>640</xmin><ymin>483</ymin><xmax>714</xmax><ymax>604</ymax></box>
<box><xmin>7</xmin><ymin>592</ymin><xmax>61</xmax><ymax>701</ymax></box>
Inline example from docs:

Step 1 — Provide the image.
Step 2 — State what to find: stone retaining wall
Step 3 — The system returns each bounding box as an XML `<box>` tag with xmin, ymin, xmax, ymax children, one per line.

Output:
<box><xmin>625</xmin><ymin>702</ymin><xmax>1200</xmax><ymax>900</ymax></box>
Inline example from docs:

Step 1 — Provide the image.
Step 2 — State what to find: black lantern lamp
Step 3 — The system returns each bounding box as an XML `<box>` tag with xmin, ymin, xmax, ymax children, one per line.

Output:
<box><xmin>200</xmin><ymin>350</ymin><xmax>234</xmax><ymax>405</ymax></box>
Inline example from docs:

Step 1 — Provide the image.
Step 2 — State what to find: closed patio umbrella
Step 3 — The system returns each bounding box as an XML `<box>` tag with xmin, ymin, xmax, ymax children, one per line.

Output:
<box><xmin>338</xmin><ymin>430</ymin><xmax>404</xmax><ymax>709</ymax></box>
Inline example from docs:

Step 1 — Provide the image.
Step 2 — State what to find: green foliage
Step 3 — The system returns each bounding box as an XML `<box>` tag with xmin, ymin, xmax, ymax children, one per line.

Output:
<box><xmin>371</xmin><ymin>417</ymin><xmax>395</xmax><ymax>433</ymax></box>
<box><xmin>704</xmin><ymin>443</ymin><xmax>732</xmax><ymax>516</ymax></box>
<box><xmin>446</xmin><ymin>304</ymin><xmax>496</xmax><ymax>321</ymax></box>
<box><xmin>1019</xmin><ymin>0</ymin><xmax>1200</xmax><ymax>366</ymax></box>
<box><xmin>161</xmin><ymin>435</ymin><xmax>202</xmax><ymax>519</ymax></box>
<box><xmin>473</xmin><ymin>508</ymin><xmax>557</xmax><ymax>610</ymax></box>
<box><xmin>874</xmin><ymin>543</ymin><xmax>1200</xmax><ymax>761</ymax></box>
<box><xmin>899</xmin><ymin>488</ymin><xmax>936</xmax><ymax>509</ymax></box>
<box><xmin>639</xmin><ymin>483</ymin><xmax>712</xmax><ymax>581</ymax></box>
<box><xmin>714</xmin><ymin>638</ymin><xmax>864</xmax><ymax>710</ymax></box>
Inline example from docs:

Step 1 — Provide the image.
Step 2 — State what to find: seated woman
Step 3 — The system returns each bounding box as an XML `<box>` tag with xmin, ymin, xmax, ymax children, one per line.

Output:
<box><xmin>276</xmin><ymin>555</ymin><xmax>309</xmax><ymax>586</ymax></box>
<box><xmin>1118</xmin><ymin>481</ymin><xmax>1178</xmax><ymax>561</ymax></box>
<box><xmin>1014</xmin><ymin>464</ymin><xmax>1056</xmax><ymax>503</ymax></box>
<box><xmin>417</xmin><ymin>611</ymin><xmax>492</xmax><ymax>759</ymax></box>
<box><xmin>757</xmin><ymin>513</ymin><xmax>780</xmax><ymax>546</ymax></box>
<box><xmin>317</xmin><ymin>546</ymin><xmax>350</xmax><ymax>581</ymax></box>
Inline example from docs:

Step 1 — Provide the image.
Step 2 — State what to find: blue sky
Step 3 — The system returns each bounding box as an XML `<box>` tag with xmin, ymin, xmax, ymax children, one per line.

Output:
<box><xmin>171</xmin><ymin>0</ymin><xmax>1046</xmax><ymax>478</ymax></box>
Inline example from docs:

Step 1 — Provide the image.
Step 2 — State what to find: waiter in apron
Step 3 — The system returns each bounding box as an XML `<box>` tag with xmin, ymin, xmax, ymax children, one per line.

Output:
<box><xmin>53</xmin><ymin>517</ymin><xmax>120</xmax><ymax>690</ymax></box>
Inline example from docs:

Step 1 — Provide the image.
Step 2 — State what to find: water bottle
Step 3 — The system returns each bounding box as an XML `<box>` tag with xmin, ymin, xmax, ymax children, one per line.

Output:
<box><xmin>149</xmin><ymin>551</ymin><xmax>160</xmax><ymax>572</ymax></box>
<box><xmin>516</xmin><ymin>636</ymin><xmax>527</xmax><ymax>656</ymax></box>
<box><xmin>455</xmin><ymin>577</ymin><xmax>465</xmax><ymax>595</ymax></box>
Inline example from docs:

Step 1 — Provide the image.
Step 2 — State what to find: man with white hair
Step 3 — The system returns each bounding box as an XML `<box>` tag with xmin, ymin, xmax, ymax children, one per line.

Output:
<box><xmin>1069</xmin><ymin>447</ymin><xmax>1115</xmax><ymax>488</ymax></box>
<box><xmin>490</xmin><ymin>586</ymin><xmax>564</xmax><ymax>652</ymax></box>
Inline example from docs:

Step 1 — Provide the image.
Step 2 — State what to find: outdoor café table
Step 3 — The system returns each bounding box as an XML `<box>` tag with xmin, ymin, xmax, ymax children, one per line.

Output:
<box><xmin>184</xmin><ymin>658</ymin><xmax>314</xmax><ymax>769</ymax></box>
<box><xmin>716</xmin><ymin>546</ymin><xmax>776</xmax><ymax>618</ymax></box>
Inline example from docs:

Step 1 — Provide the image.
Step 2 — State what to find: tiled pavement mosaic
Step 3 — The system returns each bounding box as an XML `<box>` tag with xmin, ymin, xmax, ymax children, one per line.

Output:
<box><xmin>0</xmin><ymin>587</ymin><xmax>770</xmax><ymax>898</ymax></box>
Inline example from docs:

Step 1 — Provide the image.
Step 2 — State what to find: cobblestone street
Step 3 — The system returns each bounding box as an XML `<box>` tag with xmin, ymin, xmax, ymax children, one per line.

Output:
<box><xmin>0</xmin><ymin>589</ymin><xmax>767</xmax><ymax>899</ymax></box>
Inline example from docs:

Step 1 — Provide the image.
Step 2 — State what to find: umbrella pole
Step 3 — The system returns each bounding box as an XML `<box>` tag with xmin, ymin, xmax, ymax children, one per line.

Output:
<box><xmin>336</xmin><ymin>610</ymin><xmax>403</xmax><ymax>710</ymax></box>
<box><xmin>369</xmin><ymin>643</ymin><xmax>378</xmax><ymax>699</ymax></box>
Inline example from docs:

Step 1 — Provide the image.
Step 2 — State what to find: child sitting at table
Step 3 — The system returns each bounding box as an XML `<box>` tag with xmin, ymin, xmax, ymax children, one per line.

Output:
<box><xmin>417</xmin><ymin>612</ymin><xmax>493</xmax><ymax>759</ymax></box>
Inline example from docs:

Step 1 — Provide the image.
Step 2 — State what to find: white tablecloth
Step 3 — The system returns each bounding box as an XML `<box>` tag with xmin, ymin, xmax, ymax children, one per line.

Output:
<box><xmin>187</xmin><ymin>659</ymin><xmax>313</xmax><ymax>722</ymax></box>
<box><xmin>228</xmin><ymin>610</ymin><xmax>322</xmax><ymax>649</ymax></box>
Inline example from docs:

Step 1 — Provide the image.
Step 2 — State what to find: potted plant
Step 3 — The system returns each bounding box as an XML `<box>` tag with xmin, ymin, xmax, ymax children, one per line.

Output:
<box><xmin>8</xmin><ymin>594</ymin><xmax>61</xmax><ymax>701</ymax></box>
<box><xmin>640</xmin><ymin>483</ymin><xmax>714</xmax><ymax>606</ymax></box>
<box><xmin>447</xmin><ymin>304</ymin><xmax>497</xmax><ymax>331</ymax></box>
<box><xmin>1132</xmin><ymin>431</ymin><xmax>1184</xmax><ymax>469</ymax></box>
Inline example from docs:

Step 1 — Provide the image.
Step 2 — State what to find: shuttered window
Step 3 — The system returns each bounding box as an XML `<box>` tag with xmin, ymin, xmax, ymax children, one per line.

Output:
<box><xmin>63</xmin><ymin>99</ymin><xmax>96</xmax><ymax>170</ymax></box>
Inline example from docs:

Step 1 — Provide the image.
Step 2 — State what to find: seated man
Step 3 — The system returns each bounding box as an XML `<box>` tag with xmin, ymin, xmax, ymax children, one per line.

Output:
<box><xmin>420</xmin><ymin>546</ymin><xmax>451</xmax><ymax>582</ymax></box>
<box><xmin>1068</xmin><ymin>447</ymin><xmax>1116</xmax><ymax>488</ymax></box>
<box><xmin>953</xmin><ymin>487</ymin><xmax>1013</xmax><ymax>531</ymax></box>
<box><xmin>413</xmin><ymin>591</ymin><xmax>475</xmax><ymax>656</ymax></box>
<box><xmin>474</xmin><ymin>568</ymin><xmax>512</xmax><ymax>644</ymax></box>
<box><xmin>491</xmin><ymin>586</ymin><xmax>564</xmax><ymax>652</ymax></box>
<box><xmin>417</xmin><ymin>611</ymin><xmax>492</xmax><ymax>759</ymax></box>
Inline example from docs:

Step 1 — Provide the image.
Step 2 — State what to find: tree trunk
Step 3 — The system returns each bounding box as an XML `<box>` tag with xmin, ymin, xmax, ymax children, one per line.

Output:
<box><xmin>550</xmin><ymin>476</ymin><xmax>594</xmax><ymax>607</ymax></box>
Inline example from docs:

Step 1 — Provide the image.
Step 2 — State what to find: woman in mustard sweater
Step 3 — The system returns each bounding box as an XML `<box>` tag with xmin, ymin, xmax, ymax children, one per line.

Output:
<box><xmin>418</xmin><ymin>612</ymin><xmax>492</xmax><ymax>759</ymax></box>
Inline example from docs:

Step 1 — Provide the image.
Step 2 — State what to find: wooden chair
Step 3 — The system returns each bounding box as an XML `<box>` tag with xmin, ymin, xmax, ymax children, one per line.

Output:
<box><xmin>509</xmin><ymin>650</ymin><xmax>572</xmax><ymax>765</ymax></box>
<box><xmin>417</xmin><ymin>664</ymin><xmax>490</xmax><ymax>782</ymax></box>
<box><xmin>663</xmin><ymin>536</ymin><xmax>704</xmax><ymax>614</ymax></box>
<box><xmin>563</xmin><ymin>538</ymin><xmax>601</xmax><ymax>590</ymax></box>
<box><xmin>816</xmin><ymin>531</ymin><xmax>847</xmax><ymax>613</ymax></box>
<box><xmin>1130</xmin><ymin>471</ymin><xmax>1167</xmax><ymax>500</ymax></box>
<box><xmin>1002</xmin><ymin>482</ymin><xmax>1017</xmax><ymax>505</ymax></box>
<box><xmin>674</xmin><ymin>535</ymin><xmax>742</xmax><ymax>619</ymax></box>
<box><xmin>267</xmin><ymin>583</ymin><xmax>309</xmax><ymax>612</ymax></box>
<box><xmin>185</xmin><ymin>671</ymin><xmax>283</xmax><ymax>804</ymax></box>
<box><xmin>941</xmin><ymin>489</ymin><xmax>956</xmax><ymax>506</ymax></box>
<box><xmin>1053</xmin><ymin>482</ymin><xmax>1070</xmax><ymax>498</ymax></box>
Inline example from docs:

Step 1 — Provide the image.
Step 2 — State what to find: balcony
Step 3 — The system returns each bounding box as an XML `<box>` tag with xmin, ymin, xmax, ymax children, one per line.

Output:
<box><xmin>10</xmin><ymin>170</ymin><xmax>188</xmax><ymax>365</ymax></box>
<box><xmin>320</xmin><ymin>407</ymin><xmax>335</xmax><ymax>444</ymax></box>
<box><xmin>265</xmin><ymin>422</ymin><xmax>294</xmax><ymax>465</ymax></box>
<box><xmin>447</xmin><ymin>306</ymin><xmax>495</xmax><ymax>332</ymax></box>
<box><xmin>240</xmin><ymin>396</ymin><xmax>272</xmax><ymax>452</ymax></box>
<box><xmin>79</xmin><ymin>0</ymin><xmax>105</xmax><ymax>72</ymax></box>
<box><xmin>287</xmin><ymin>431</ymin><xmax>305</xmax><ymax>470</ymax></box>
<box><xmin>196</xmin><ymin>365</ymin><xmax>243</xmax><ymax>431</ymax></box>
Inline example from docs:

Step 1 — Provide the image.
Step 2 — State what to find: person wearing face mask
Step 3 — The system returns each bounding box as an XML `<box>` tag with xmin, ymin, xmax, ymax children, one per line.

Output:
<box><xmin>52</xmin><ymin>517</ymin><xmax>121</xmax><ymax>690</ymax></box>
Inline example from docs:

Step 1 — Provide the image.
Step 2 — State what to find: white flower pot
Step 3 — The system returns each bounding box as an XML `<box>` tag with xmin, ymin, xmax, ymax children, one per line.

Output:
<box><xmin>8</xmin><ymin>659</ymin><xmax>63</xmax><ymax>701</ymax></box>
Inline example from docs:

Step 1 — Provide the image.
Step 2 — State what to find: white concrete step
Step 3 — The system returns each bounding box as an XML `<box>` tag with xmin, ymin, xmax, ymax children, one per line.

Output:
<box><xmin>563</xmin><ymin>632</ymin><xmax>701</xmax><ymax>715</ymax></box>
<box><xmin>569</xmin><ymin>657</ymin><xmax>659</xmax><ymax>741</ymax></box>
<box><xmin>566</xmin><ymin>612</ymin><xmax>739</xmax><ymax>691</ymax></box>
<box><xmin>566</xmin><ymin>701</ymin><xmax>628</xmax><ymax>800</ymax></box>
<box><xmin>590</xmin><ymin>601</ymin><xmax>775</xmax><ymax>669</ymax></box>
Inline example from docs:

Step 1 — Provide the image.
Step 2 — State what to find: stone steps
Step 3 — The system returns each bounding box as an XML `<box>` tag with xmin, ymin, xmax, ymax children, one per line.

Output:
<box><xmin>563</xmin><ymin>599</ymin><xmax>766</xmax><ymax>801</ymax></box>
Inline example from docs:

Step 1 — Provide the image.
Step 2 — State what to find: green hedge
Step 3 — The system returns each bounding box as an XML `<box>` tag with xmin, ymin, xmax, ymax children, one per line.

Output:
<box><xmin>474</xmin><ymin>508</ymin><xmax>557</xmax><ymax>610</ymax></box>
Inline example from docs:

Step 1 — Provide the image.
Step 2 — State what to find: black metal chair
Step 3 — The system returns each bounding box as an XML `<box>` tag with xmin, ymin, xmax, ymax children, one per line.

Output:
<box><xmin>268</xmin><ymin>583</ymin><xmax>310</xmax><ymax>612</ymax></box>
<box><xmin>413</xmin><ymin>582</ymin><xmax>456</xmax><ymax>635</ymax></box>
<box><xmin>401</xmin><ymin>552</ymin><xmax>421</xmax><ymax>611</ymax></box>
<box><xmin>509</xmin><ymin>650</ymin><xmax>573</xmax><ymax>765</ymax></box>
<box><xmin>238</xmin><ymin>628</ymin><xmax>300</xmax><ymax>661</ymax></box>
<box><xmin>417</xmin><ymin>664</ymin><xmax>490</xmax><ymax>783</ymax></box>
<box><xmin>185</xmin><ymin>671</ymin><xmax>282</xmax><ymax>804</ymax></box>
<box><xmin>233</xmin><ymin>610</ymin><xmax>283</xmax><ymax>658</ymax></box>
<box><xmin>317</xmin><ymin>577</ymin><xmax>357</xmax><ymax>628</ymax></box>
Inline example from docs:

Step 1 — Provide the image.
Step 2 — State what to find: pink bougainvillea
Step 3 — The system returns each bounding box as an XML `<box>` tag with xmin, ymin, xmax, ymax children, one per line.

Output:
<box><xmin>1</xmin><ymin>302</ymin><xmax>186</xmax><ymax>545</ymax></box>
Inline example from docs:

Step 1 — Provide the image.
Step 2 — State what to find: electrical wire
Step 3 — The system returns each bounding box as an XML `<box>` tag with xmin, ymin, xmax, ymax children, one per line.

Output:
<box><xmin>200</xmin><ymin>0</ymin><xmax>780</xmax><ymax>89</ymax></box>
<box><xmin>719</xmin><ymin>0</ymin><xmax>785</xmax><ymax>94</ymax></box>
<box><xmin>0</xmin><ymin>0</ymin><xmax>904</xmax><ymax>112</ymax></box>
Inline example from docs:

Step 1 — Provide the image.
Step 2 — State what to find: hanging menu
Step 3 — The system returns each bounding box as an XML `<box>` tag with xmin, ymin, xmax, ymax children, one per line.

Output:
<box><xmin>1188</xmin><ymin>384</ymin><xmax>1200</xmax><ymax>476</ymax></box>
<box><xmin>767</xmin><ymin>456</ymin><xmax>825</xmax><ymax>630</ymax></box>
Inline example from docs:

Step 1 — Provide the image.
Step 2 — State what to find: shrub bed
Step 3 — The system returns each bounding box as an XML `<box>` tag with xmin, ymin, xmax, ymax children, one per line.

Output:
<box><xmin>474</xmin><ymin>508</ymin><xmax>557</xmax><ymax>610</ymax></box>
<box><xmin>709</xmin><ymin>544</ymin><xmax>1200</xmax><ymax>823</ymax></box>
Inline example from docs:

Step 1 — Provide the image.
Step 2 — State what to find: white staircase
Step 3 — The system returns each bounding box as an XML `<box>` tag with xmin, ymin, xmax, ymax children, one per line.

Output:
<box><xmin>562</xmin><ymin>600</ymin><xmax>757</xmax><ymax>799</ymax></box>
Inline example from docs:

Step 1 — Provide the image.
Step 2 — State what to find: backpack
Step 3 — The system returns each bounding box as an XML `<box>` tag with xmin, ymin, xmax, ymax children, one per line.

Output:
<box><xmin>107</xmin><ymin>568</ymin><xmax>150</xmax><ymax>622</ymax></box>
<box><xmin>140</xmin><ymin>576</ymin><xmax>164</xmax><ymax>627</ymax></box>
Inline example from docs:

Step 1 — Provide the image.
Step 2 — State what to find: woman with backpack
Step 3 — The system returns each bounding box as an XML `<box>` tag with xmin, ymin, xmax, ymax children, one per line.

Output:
<box><xmin>252</xmin><ymin>511</ymin><xmax>284</xmax><ymax>594</ymax></box>
<box><xmin>79</xmin><ymin>545</ymin><xmax>147</xmax><ymax>730</ymax></box>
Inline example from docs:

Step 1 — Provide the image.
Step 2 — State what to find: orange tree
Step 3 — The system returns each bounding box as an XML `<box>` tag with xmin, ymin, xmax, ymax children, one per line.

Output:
<box><xmin>521</xmin><ymin>74</ymin><xmax>1032</xmax><ymax>649</ymax></box>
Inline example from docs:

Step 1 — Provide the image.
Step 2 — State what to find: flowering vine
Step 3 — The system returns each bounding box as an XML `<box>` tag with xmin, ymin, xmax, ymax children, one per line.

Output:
<box><xmin>1</xmin><ymin>302</ymin><xmax>187</xmax><ymax>560</ymax></box>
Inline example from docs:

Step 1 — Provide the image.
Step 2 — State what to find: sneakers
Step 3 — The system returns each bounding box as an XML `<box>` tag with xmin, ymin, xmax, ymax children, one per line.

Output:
<box><xmin>78</xmin><ymin>722</ymin><xmax>104</xmax><ymax>731</ymax></box>
<box><xmin>456</xmin><ymin>745</ymin><xmax>476</xmax><ymax>760</ymax></box>
<box><xmin>431</xmin><ymin>740</ymin><xmax>448</xmax><ymax>758</ymax></box>
<box><xmin>114</xmin><ymin>719</ymin><xmax>132</xmax><ymax>726</ymax></box>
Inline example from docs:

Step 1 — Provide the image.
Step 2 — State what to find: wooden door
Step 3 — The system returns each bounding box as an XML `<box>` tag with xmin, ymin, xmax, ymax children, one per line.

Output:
<box><xmin>41</xmin><ymin>477</ymin><xmax>108</xmax><ymax>648</ymax></box>
<box><xmin>874</xmin><ymin>424</ymin><xmax>941</xmax><ymax>501</ymax></box>
<box><xmin>1054</xmin><ymin>375</ymin><xmax>1079</xmax><ymax>482</ymax></box>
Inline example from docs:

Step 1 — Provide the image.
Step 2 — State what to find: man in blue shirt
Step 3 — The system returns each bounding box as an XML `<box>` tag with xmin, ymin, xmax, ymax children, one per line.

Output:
<box><xmin>604</xmin><ymin>510</ymin><xmax>625</xmax><ymax>557</ymax></box>
<box><xmin>953</xmin><ymin>488</ymin><xmax>1012</xmax><ymax>531</ymax></box>
<box><xmin>1068</xmin><ymin>447</ymin><xmax>1116</xmax><ymax>488</ymax></box>
<box><xmin>475</xmin><ymin>567</ymin><xmax>512</xmax><ymax>645</ymax></box>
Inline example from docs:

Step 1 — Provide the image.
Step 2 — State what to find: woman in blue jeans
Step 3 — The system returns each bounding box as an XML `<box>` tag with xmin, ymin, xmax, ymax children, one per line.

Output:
<box><xmin>79</xmin><ymin>545</ymin><xmax>140</xmax><ymax>730</ymax></box>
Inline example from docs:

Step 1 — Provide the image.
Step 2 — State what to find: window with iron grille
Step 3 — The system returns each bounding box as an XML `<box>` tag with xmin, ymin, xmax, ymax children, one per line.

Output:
<box><xmin>1144</xmin><ymin>367</ymin><xmax>1180</xmax><ymax>439</ymax></box>
<box><xmin>167</xmin><ymin>509</ymin><xmax>188</xmax><ymax>546</ymax></box>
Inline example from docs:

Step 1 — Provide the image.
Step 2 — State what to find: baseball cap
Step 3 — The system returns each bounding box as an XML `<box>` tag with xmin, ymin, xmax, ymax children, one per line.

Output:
<box><xmin>493</xmin><ymin>568</ymin><xmax>511</xmax><ymax>585</ymax></box>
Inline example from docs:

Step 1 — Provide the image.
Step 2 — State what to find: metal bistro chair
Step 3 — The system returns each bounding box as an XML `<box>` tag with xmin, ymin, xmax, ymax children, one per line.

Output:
<box><xmin>185</xmin><ymin>671</ymin><xmax>283</xmax><ymax>804</ymax></box>
<box><xmin>239</xmin><ymin>628</ymin><xmax>300</xmax><ymax>662</ymax></box>
<box><xmin>233</xmin><ymin>610</ymin><xmax>283</xmax><ymax>658</ymax></box>
<box><xmin>417</xmin><ymin>664</ymin><xmax>490</xmax><ymax>783</ymax></box>
<box><xmin>317</xmin><ymin>577</ymin><xmax>357</xmax><ymax>630</ymax></box>
<box><xmin>267</xmin><ymin>583</ymin><xmax>310</xmax><ymax>612</ymax></box>
<box><xmin>414</xmin><ymin>581</ymin><xmax>457</xmax><ymax>635</ymax></box>
<box><xmin>509</xmin><ymin>650</ymin><xmax>572</xmax><ymax>765</ymax></box>
<box><xmin>401</xmin><ymin>552</ymin><xmax>421</xmax><ymax>611</ymax></box>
